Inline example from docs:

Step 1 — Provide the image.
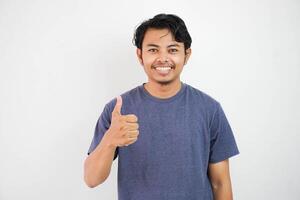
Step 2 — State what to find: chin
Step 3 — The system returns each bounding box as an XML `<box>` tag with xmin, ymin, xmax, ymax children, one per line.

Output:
<box><xmin>155</xmin><ymin>79</ymin><xmax>174</xmax><ymax>86</ymax></box>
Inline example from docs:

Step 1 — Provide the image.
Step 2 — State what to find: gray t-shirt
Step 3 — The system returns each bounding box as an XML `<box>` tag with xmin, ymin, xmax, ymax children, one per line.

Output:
<box><xmin>87</xmin><ymin>82</ymin><xmax>239</xmax><ymax>200</ymax></box>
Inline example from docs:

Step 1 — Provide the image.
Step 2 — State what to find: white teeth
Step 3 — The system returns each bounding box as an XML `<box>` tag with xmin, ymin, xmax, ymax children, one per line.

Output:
<box><xmin>156</xmin><ymin>67</ymin><xmax>171</xmax><ymax>71</ymax></box>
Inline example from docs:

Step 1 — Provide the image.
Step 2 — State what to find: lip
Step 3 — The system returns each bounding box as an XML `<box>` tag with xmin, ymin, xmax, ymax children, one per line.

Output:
<box><xmin>152</xmin><ymin>66</ymin><xmax>173</xmax><ymax>76</ymax></box>
<box><xmin>151</xmin><ymin>66</ymin><xmax>175</xmax><ymax>69</ymax></box>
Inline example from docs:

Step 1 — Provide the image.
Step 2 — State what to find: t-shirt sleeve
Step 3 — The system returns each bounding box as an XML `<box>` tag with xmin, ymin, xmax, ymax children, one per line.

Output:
<box><xmin>209</xmin><ymin>102</ymin><xmax>239</xmax><ymax>163</ymax></box>
<box><xmin>87</xmin><ymin>103</ymin><xmax>118</xmax><ymax>160</ymax></box>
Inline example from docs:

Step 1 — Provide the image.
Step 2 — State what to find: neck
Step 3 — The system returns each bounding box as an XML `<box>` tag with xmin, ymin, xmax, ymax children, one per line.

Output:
<box><xmin>144</xmin><ymin>79</ymin><xmax>182</xmax><ymax>99</ymax></box>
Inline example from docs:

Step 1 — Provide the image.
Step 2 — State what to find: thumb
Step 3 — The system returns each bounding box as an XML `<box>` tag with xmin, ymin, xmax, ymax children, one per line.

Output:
<box><xmin>113</xmin><ymin>96</ymin><xmax>122</xmax><ymax>115</ymax></box>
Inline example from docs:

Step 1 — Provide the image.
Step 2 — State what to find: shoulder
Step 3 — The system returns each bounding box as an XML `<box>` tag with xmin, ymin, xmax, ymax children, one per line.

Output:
<box><xmin>104</xmin><ymin>85</ymin><xmax>141</xmax><ymax>113</ymax></box>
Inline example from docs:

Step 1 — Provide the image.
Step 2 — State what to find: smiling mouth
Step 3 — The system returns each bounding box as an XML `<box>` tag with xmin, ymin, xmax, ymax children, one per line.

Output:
<box><xmin>152</xmin><ymin>66</ymin><xmax>174</xmax><ymax>75</ymax></box>
<box><xmin>151</xmin><ymin>65</ymin><xmax>175</xmax><ymax>69</ymax></box>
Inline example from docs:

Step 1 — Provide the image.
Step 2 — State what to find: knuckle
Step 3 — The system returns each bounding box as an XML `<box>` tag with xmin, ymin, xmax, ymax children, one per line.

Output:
<box><xmin>132</xmin><ymin>114</ymin><xmax>138</xmax><ymax>122</ymax></box>
<box><xmin>125</xmin><ymin>114</ymin><xmax>138</xmax><ymax>122</ymax></box>
<box><xmin>132</xmin><ymin>138</ymin><xmax>138</xmax><ymax>143</ymax></box>
<box><xmin>125</xmin><ymin>131</ymin><xmax>130</xmax><ymax>137</ymax></box>
<box><xmin>124</xmin><ymin>115</ymin><xmax>131</xmax><ymax>120</ymax></box>
<box><xmin>120</xmin><ymin>123</ymin><xmax>127</xmax><ymax>130</ymax></box>
<box><xmin>121</xmin><ymin>130</ymin><xmax>127</xmax><ymax>136</ymax></box>
<box><xmin>121</xmin><ymin>141</ymin><xmax>127</xmax><ymax>146</ymax></box>
<box><xmin>123</xmin><ymin>125</ymin><xmax>129</xmax><ymax>131</ymax></box>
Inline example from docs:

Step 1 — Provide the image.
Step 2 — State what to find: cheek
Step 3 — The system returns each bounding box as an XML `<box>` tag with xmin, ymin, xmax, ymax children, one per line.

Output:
<box><xmin>142</xmin><ymin>55</ymin><xmax>156</xmax><ymax>67</ymax></box>
<box><xmin>171</xmin><ymin>55</ymin><xmax>185</xmax><ymax>65</ymax></box>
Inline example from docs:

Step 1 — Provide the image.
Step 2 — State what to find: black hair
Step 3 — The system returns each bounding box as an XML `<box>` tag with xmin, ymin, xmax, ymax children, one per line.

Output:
<box><xmin>133</xmin><ymin>13</ymin><xmax>192</xmax><ymax>51</ymax></box>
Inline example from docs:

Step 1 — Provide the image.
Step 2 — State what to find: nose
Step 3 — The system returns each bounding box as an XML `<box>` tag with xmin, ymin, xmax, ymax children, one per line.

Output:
<box><xmin>157</xmin><ymin>54</ymin><xmax>170</xmax><ymax>63</ymax></box>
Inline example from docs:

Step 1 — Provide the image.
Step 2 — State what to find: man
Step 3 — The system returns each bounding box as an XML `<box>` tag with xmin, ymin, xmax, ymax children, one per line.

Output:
<box><xmin>84</xmin><ymin>13</ymin><xmax>239</xmax><ymax>200</ymax></box>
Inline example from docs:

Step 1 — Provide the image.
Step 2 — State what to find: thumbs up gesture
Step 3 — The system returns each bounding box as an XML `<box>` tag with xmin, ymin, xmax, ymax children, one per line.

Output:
<box><xmin>107</xmin><ymin>96</ymin><xmax>139</xmax><ymax>147</ymax></box>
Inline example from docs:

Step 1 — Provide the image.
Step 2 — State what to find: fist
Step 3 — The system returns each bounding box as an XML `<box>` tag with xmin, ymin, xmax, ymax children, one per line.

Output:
<box><xmin>107</xmin><ymin>96</ymin><xmax>139</xmax><ymax>147</ymax></box>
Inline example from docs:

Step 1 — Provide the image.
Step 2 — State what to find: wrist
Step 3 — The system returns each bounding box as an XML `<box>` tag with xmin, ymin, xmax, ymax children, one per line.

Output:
<box><xmin>102</xmin><ymin>130</ymin><xmax>117</xmax><ymax>149</ymax></box>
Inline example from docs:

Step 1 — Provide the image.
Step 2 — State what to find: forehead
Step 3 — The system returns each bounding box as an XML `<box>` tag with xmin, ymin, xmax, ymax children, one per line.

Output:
<box><xmin>142</xmin><ymin>28</ymin><xmax>183</xmax><ymax>47</ymax></box>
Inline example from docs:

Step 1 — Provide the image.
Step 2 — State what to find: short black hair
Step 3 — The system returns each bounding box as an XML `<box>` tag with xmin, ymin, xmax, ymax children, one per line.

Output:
<box><xmin>133</xmin><ymin>13</ymin><xmax>192</xmax><ymax>51</ymax></box>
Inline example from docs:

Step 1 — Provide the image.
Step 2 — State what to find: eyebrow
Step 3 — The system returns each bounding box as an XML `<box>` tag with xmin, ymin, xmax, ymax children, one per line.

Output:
<box><xmin>146</xmin><ymin>43</ymin><xmax>180</xmax><ymax>48</ymax></box>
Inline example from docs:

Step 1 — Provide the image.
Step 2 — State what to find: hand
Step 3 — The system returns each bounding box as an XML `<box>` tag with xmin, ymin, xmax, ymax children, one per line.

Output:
<box><xmin>107</xmin><ymin>96</ymin><xmax>139</xmax><ymax>147</ymax></box>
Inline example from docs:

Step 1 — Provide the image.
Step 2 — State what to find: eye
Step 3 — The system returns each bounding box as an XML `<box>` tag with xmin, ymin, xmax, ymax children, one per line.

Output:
<box><xmin>169</xmin><ymin>49</ymin><xmax>178</xmax><ymax>53</ymax></box>
<box><xmin>148</xmin><ymin>49</ymin><xmax>158</xmax><ymax>53</ymax></box>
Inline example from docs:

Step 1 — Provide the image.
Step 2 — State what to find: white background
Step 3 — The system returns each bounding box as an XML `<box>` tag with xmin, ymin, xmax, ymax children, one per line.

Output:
<box><xmin>0</xmin><ymin>0</ymin><xmax>299</xmax><ymax>199</ymax></box>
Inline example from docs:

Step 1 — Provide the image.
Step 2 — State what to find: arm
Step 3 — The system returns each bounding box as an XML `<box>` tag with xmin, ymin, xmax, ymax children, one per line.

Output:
<box><xmin>208</xmin><ymin>159</ymin><xmax>233</xmax><ymax>200</ymax></box>
<box><xmin>84</xmin><ymin>130</ymin><xmax>116</xmax><ymax>188</ymax></box>
<box><xmin>84</xmin><ymin>96</ymin><xmax>139</xmax><ymax>188</ymax></box>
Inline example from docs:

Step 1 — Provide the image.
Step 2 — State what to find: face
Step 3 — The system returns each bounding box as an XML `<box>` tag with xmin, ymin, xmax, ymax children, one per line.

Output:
<box><xmin>137</xmin><ymin>28</ymin><xmax>191</xmax><ymax>86</ymax></box>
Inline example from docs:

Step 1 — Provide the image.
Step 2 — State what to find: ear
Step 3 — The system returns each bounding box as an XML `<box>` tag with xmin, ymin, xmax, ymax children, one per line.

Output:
<box><xmin>184</xmin><ymin>48</ymin><xmax>192</xmax><ymax>65</ymax></box>
<box><xmin>136</xmin><ymin>48</ymin><xmax>144</xmax><ymax>65</ymax></box>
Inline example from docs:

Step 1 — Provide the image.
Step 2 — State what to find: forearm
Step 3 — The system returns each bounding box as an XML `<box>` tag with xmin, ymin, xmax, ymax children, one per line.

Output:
<box><xmin>84</xmin><ymin>131</ymin><xmax>116</xmax><ymax>188</ymax></box>
<box><xmin>211</xmin><ymin>182</ymin><xmax>233</xmax><ymax>200</ymax></box>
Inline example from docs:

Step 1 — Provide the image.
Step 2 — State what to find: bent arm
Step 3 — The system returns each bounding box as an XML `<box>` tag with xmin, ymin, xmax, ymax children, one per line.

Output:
<box><xmin>84</xmin><ymin>130</ymin><xmax>116</xmax><ymax>188</ymax></box>
<box><xmin>208</xmin><ymin>159</ymin><xmax>233</xmax><ymax>200</ymax></box>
